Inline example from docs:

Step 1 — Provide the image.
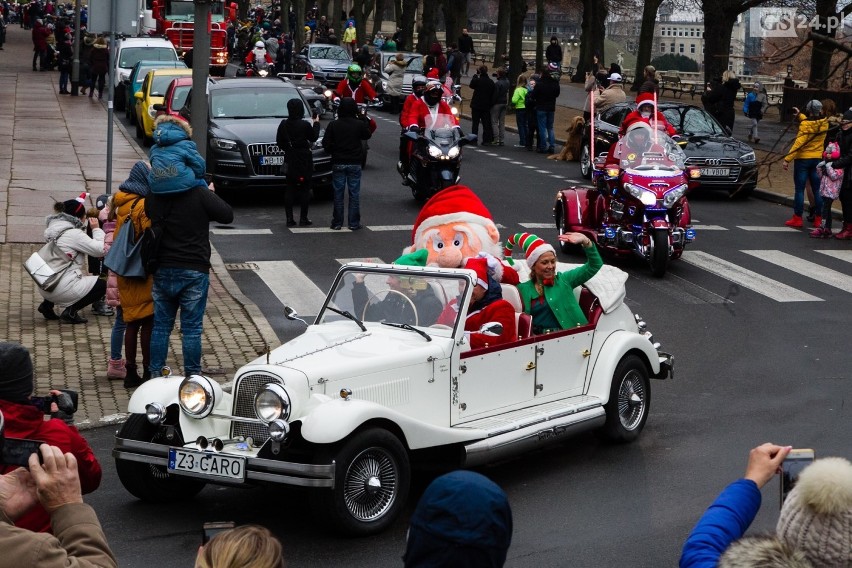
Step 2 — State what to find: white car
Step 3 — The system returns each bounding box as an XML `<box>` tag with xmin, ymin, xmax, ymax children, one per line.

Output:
<box><xmin>113</xmin><ymin>262</ymin><xmax>673</xmax><ymax>535</ymax></box>
<box><xmin>113</xmin><ymin>37</ymin><xmax>179</xmax><ymax>112</ymax></box>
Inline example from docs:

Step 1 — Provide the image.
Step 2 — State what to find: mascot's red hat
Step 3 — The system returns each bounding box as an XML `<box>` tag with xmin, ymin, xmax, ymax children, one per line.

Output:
<box><xmin>635</xmin><ymin>93</ymin><xmax>656</xmax><ymax>107</ymax></box>
<box><xmin>409</xmin><ymin>185</ymin><xmax>494</xmax><ymax>246</ymax></box>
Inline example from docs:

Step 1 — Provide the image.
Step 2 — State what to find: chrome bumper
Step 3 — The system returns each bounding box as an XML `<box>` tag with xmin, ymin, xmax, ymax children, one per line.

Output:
<box><xmin>655</xmin><ymin>352</ymin><xmax>674</xmax><ymax>380</ymax></box>
<box><xmin>113</xmin><ymin>436</ymin><xmax>335</xmax><ymax>488</ymax></box>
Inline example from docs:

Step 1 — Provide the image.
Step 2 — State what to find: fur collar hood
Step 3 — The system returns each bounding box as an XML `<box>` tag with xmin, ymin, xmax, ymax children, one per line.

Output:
<box><xmin>719</xmin><ymin>536</ymin><xmax>812</xmax><ymax>568</ymax></box>
<box><xmin>152</xmin><ymin>115</ymin><xmax>193</xmax><ymax>146</ymax></box>
<box><xmin>45</xmin><ymin>212</ymin><xmax>84</xmax><ymax>229</ymax></box>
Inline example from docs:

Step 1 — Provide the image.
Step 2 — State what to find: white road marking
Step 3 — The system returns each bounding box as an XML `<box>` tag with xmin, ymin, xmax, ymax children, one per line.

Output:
<box><xmin>210</xmin><ymin>228</ymin><xmax>273</xmax><ymax>235</ymax></box>
<box><xmin>370</xmin><ymin>225</ymin><xmax>414</xmax><ymax>232</ymax></box>
<box><xmin>631</xmin><ymin>272</ymin><xmax>731</xmax><ymax>305</ymax></box>
<box><xmin>551</xmin><ymin>175</ymin><xmax>565</xmax><ymax>179</ymax></box>
<box><xmin>565</xmin><ymin>179</ymin><xmax>582</xmax><ymax>183</ymax></box>
<box><xmin>519</xmin><ymin>223</ymin><xmax>554</xmax><ymax>229</ymax></box>
<box><xmin>290</xmin><ymin>227</ymin><xmax>351</xmax><ymax>233</ymax></box>
<box><xmin>743</xmin><ymin>250</ymin><xmax>852</xmax><ymax>294</ymax></box>
<box><xmin>690</xmin><ymin>225</ymin><xmax>728</xmax><ymax>231</ymax></box>
<box><xmin>498</xmin><ymin>156</ymin><xmax>513</xmax><ymax>161</ymax></box>
<box><xmin>253</xmin><ymin>260</ymin><xmax>328</xmax><ymax>315</ymax></box>
<box><xmin>523</xmin><ymin>165</ymin><xmax>537</xmax><ymax>169</ymax></box>
<box><xmin>681</xmin><ymin>251</ymin><xmax>822</xmax><ymax>302</ymax></box>
<box><xmin>737</xmin><ymin>226</ymin><xmax>801</xmax><ymax>232</ymax></box>
<box><xmin>535</xmin><ymin>169</ymin><xmax>551</xmax><ymax>174</ymax></box>
<box><xmin>510</xmin><ymin>161</ymin><xmax>524</xmax><ymax>165</ymax></box>
<box><xmin>817</xmin><ymin>250</ymin><xmax>852</xmax><ymax>264</ymax></box>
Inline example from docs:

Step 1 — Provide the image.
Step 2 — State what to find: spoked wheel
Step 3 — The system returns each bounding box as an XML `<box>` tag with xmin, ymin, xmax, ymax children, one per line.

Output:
<box><xmin>580</xmin><ymin>143</ymin><xmax>592</xmax><ymax>179</ymax></box>
<box><xmin>114</xmin><ymin>414</ymin><xmax>206</xmax><ymax>502</ymax></box>
<box><xmin>649</xmin><ymin>229</ymin><xmax>670</xmax><ymax>278</ymax></box>
<box><xmin>362</xmin><ymin>288</ymin><xmax>418</xmax><ymax>325</ymax></box>
<box><xmin>316</xmin><ymin>429</ymin><xmax>410</xmax><ymax>536</ymax></box>
<box><xmin>601</xmin><ymin>355</ymin><xmax>651</xmax><ymax>443</ymax></box>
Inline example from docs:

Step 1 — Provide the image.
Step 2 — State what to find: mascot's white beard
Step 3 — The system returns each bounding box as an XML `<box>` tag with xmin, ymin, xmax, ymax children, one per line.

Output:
<box><xmin>252</xmin><ymin>48</ymin><xmax>267</xmax><ymax>65</ymax></box>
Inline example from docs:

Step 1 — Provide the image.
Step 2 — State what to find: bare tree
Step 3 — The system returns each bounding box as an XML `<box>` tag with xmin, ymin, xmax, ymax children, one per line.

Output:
<box><xmin>572</xmin><ymin>0</ymin><xmax>608</xmax><ymax>82</ymax></box>
<box><xmin>701</xmin><ymin>0</ymin><xmax>763</xmax><ymax>85</ymax></box>
<box><xmin>629</xmin><ymin>0</ymin><xmax>666</xmax><ymax>91</ymax></box>
<box><xmin>416</xmin><ymin>1</ymin><xmax>439</xmax><ymax>53</ymax></box>
<box><xmin>494</xmin><ymin>0</ymin><xmax>511</xmax><ymax>64</ymax></box>
<box><xmin>351</xmin><ymin>0</ymin><xmax>376</xmax><ymax>49</ymax></box>
<box><xmin>536</xmin><ymin>0</ymin><xmax>544</xmax><ymax>71</ymax></box>
<box><xmin>401</xmin><ymin>0</ymin><xmax>418</xmax><ymax>52</ymax></box>
<box><xmin>442</xmin><ymin>0</ymin><xmax>469</xmax><ymax>51</ymax></box>
<box><xmin>509</xmin><ymin>0</ymin><xmax>529</xmax><ymax>84</ymax></box>
<box><xmin>372</xmin><ymin>0</ymin><xmax>387</xmax><ymax>40</ymax></box>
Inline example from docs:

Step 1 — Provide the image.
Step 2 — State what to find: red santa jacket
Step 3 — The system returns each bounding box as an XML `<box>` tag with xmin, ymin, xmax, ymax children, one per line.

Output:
<box><xmin>437</xmin><ymin>299</ymin><xmax>516</xmax><ymax>349</ymax></box>
<box><xmin>0</xmin><ymin>399</ymin><xmax>102</xmax><ymax>533</ymax></box>
<box><xmin>400</xmin><ymin>93</ymin><xmax>423</xmax><ymax>129</ymax></box>
<box><xmin>334</xmin><ymin>78</ymin><xmax>377</xmax><ymax>104</ymax></box>
<box><xmin>245</xmin><ymin>51</ymin><xmax>273</xmax><ymax>66</ymax></box>
<box><xmin>620</xmin><ymin>109</ymin><xmax>677</xmax><ymax>137</ymax></box>
<box><xmin>411</xmin><ymin>98</ymin><xmax>455</xmax><ymax>130</ymax></box>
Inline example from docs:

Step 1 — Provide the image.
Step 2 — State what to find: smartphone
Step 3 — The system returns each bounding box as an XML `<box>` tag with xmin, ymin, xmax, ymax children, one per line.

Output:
<box><xmin>201</xmin><ymin>521</ymin><xmax>235</xmax><ymax>545</ymax></box>
<box><xmin>780</xmin><ymin>448</ymin><xmax>815</xmax><ymax>506</ymax></box>
<box><xmin>0</xmin><ymin>437</ymin><xmax>44</xmax><ymax>467</ymax></box>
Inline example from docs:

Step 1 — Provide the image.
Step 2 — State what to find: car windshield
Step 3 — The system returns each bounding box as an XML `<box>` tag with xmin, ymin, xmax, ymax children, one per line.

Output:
<box><xmin>165</xmin><ymin>0</ymin><xmax>222</xmax><ymax>18</ymax></box>
<box><xmin>172</xmin><ymin>85</ymin><xmax>191</xmax><ymax>109</ymax></box>
<box><xmin>120</xmin><ymin>47</ymin><xmax>177</xmax><ymax>69</ymax></box>
<box><xmin>210</xmin><ymin>88</ymin><xmax>306</xmax><ymax>118</ymax></box>
<box><xmin>151</xmin><ymin>74</ymin><xmax>186</xmax><ymax>96</ymax></box>
<box><xmin>662</xmin><ymin>106</ymin><xmax>725</xmax><ymax>136</ymax></box>
<box><xmin>318</xmin><ymin>269</ymin><xmax>468</xmax><ymax>334</ymax></box>
<box><xmin>309</xmin><ymin>45</ymin><xmax>350</xmax><ymax>61</ymax></box>
<box><xmin>404</xmin><ymin>57</ymin><xmax>423</xmax><ymax>72</ymax></box>
<box><xmin>613</xmin><ymin>126</ymin><xmax>686</xmax><ymax>169</ymax></box>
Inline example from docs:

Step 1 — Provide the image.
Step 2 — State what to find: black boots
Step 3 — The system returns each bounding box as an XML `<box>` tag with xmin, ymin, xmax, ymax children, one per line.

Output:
<box><xmin>38</xmin><ymin>300</ymin><xmax>59</xmax><ymax>320</ymax></box>
<box><xmin>124</xmin><ymin>364</ymin><xmax>143</xmax><ymax>388</ymax></box>
<box><xmin>59</xmin><ymin>307</ymin><xmax>87</xmax><ymax>324</ymax></box>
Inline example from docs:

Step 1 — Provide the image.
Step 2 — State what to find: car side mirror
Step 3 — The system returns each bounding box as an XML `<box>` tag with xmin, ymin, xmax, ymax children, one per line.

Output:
<box><xmin>722</xmin><ymin>125</ymin><xmax>732</xmax><ymax>136</ymax></box>
<box><xmin>478</xmin><ymin>322</ymin><xmax>503</xmax><ymax>337</ymax></box>
<box><xmin>179</xmin><ymin>105</ymin><xmax>191</xmax><ymax>120</ymax></box>
<box><xmin>153</xmin><ymin>103</ymin><xmax>166</xmax><ymax>112</ymax></box>
<box><xmin>134</xmin><ymin>91</ymin><xmax>144</xmax><ymax>100</ymax></box>
<box><xmin>284</xmin><ymin>306</ymin><xmax>308</xmax><ymax>326</ymax></box>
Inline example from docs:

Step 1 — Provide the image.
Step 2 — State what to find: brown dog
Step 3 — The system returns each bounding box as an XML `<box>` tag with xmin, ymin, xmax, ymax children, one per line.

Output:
<box><xmin>548</xmin><ymin>116</ymin><xmax>585</xmax><ymax>161</ymax></box>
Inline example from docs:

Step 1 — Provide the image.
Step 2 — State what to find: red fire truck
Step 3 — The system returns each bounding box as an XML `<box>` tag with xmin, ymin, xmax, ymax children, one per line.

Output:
<box><xmin>151</xmin><ymin>0</ymin><xmax>229</xmax><ymax>74</ymax></box>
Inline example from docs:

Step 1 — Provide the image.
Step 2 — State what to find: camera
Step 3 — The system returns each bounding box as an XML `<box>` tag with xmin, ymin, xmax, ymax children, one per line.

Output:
<box><xmin>780</xmin><ymin>448</ymin><xmax>815</xmax><ymax>506</ymax></box>
<box><xmin>202</xmin><ymin>521</ymin><xmax>236</xmax><ymax>544</ymax></box>
<box><xmin>30</xmin><ymin>389</ymin><xmax>78</xmax><ymax>416</ymax></box>
<box><xmin>0</xmin><ymin>409</ymin><xmax>44</xmax><ymax>467</ymax></box>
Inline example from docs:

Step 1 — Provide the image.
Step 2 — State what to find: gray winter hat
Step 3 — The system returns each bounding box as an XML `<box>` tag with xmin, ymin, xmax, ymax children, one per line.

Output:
<box><xmin>805</xmin><ymin>100</ymin><xmax>823</xmax><ymax>116</ymax></box>
<box><xmin>0</xmin><ymin>343</ymin><xmax>34</xmax><ymax>404</ymax></box>
<box><xmin>119</xmin><ymin>161</ymin><xmax>151</xmax><ymax>196</ymax></box>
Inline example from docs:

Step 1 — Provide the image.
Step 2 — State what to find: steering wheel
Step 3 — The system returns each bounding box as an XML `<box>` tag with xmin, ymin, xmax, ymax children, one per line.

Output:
<box><xmin>362</xmin><ymin>289</ymin><xmax>419</xmax><ymax>326</ymax></box>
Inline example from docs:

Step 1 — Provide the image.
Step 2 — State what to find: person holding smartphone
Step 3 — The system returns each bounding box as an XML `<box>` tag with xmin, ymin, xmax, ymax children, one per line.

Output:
<box><xmin>276</xmin><ymin>99</ymin><xmax>321</xmax><ymax>227</ymax></box>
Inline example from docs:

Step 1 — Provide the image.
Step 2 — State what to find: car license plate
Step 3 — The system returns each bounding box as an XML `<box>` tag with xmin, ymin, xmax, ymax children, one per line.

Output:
<box><xmin>168</xmin><ymin>448</ymin><xmax>246</xmax><ymax>481</ymax></box>
<box><xmin>260</xmin><ymin>156</ymin><xmax>285</xmax><ymax>166</ymax></box>
<box><xmin>699</xmin><ymin>167</ymin><xmax>729</xmax><ymax>177</ymax></box>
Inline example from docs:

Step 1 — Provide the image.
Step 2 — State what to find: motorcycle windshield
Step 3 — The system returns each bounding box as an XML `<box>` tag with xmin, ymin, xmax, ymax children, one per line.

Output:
<box><xmin>423</xmin><ymin>113</ymin><xmax>460</xmax><ymax>147</ymax></box>
<box><xmin>613</xmin><ymin>128</ymin><xmax>686</xmax><ymax>170</ymax></box>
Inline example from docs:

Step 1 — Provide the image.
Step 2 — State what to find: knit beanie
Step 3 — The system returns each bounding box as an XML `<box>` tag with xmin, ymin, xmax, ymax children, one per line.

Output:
<box><xmin>504</xmin><ymin>233</ymin><xmax>555</xmax><ymax>268</ymax></box>
<box><xmin>61</xmin><ymin>191</ymin><xmax>89</xmax><ymax>218</ymax></box>
<box><xmin>119</xmin><ymin>161</ymin><xmax>151</xmax><ymax>196</ymax></box>
<box><xmin>0</xmin><ymin>343</ymin><xmax>34</xmax><ymax>404</ymax></box>
<box><xmin>776</xmin><ymin>457</ymin><xmax>852</xmax><ymax>567</ymax></box>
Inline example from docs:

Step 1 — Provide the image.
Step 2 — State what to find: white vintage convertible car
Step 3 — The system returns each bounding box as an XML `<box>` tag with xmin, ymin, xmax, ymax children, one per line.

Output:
<box><xmin>113</xmin><ymin>262</ymin><xmax>672</xmax><ymax>535</ymax></box>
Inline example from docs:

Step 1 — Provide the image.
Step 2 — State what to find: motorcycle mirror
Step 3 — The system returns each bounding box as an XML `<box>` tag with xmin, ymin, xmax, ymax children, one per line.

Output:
<box><xmin>465</xmin><ymin>133</ymin><xmax>478</xmax><ymax>143</ymax></box>
<box><xmin>284</xmin><ymin>306</ymin><xmax>308</xmax><ymax>326</ymax></box>
<box><xmin>478</xmin><ymin>322</ymin><xmax>503</xmax><ymax>337</ymax></box>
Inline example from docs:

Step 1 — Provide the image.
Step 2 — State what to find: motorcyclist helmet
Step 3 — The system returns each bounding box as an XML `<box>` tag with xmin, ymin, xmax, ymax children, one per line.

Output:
<box><xmin>547</xmin><ymin>61</ymin><xmax>560</xmax><ymax>79</ymax></box>
<box><xmin>625</xmin><ymin>123</ymin><xmax>653</xmax><ymax>154</ymax></box>
<box><xmin>424</xmin><ymin>80</ymin><xmax>443</xmax><ymax>106</ymax></box>
<box><xmin>412</xmin><ymin>75</ymin><xmax>428</xmax><ymax>95</ymax></box>
<box><xmin>347</xmin><ymin>63</ymin><xmax>363</xmax><ymax>83</ymax></box>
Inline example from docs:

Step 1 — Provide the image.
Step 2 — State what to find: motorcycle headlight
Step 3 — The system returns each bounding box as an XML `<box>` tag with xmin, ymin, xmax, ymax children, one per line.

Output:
<box><xmin>640</xmin><ymin>191</ymin><xmax>658</xmax><ymax>206</ymax></box>
<box><xmin>323</xmin><ymin>89</ymin><xmax>333</xmax><ymax>99</ymax></box>
<box><xmin>662</xmin><ymin>184</ymin><xmax>687</xmax><ymax>208</ymax></box>
<box><xmin>428</xmin><ymin>145</ymin><xmax>443</xmax><ymax>158</ymax></box>
<box><xmin>623</xmin><ymin>182</ymin><xmax>644</xmax><ymax>200</ymax></box>
<box><xmin>178</xmin><ymin>376</ymin><xmax>215</xmax><ymax>418</ymax></box>
<box><xmin>212</xmin><ymin>138</ymin><xmax>238</xmax><ymax>151</ymax></box>
<box><xmin>740</xmin><ymin>151</ymin><xmax>755</xmax><ymax>164</ymax></box>
<box><xmin>254</xmin><ymin>383</ymin><xmax>291</xmax><ymax>423</ymax></box>
<box><xmin>258</xmin><ymin>69</ymin><xmax>269</xmax><ymax>77</ymax></box>
<box><xmin>451</xmin><ymin>106</ymin><xmax>459</xmax><ymax>116</ymax></box>
<box><xmin>447</xmin><ymin>146</ymin><xmax>460</xmax><ymax>158</ymax></box>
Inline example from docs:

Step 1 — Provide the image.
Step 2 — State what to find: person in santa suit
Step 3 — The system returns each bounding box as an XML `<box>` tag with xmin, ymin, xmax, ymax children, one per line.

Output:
<box><xmin>619</xmin><ymin>93</ymin><xmax>677</xmax><ymax>138</ymax></box>
<box><xmin>410</xmin><ymin>80</ymin><xmax>454</xmax><ymax>131</ymax></box>
<box><xmin>398</xmin><ymin>75</ymin><xmax>428</xmax><ymax>177</ymax></box>
<box><xmin>334</xmin><ymin>63</ymin><xmax>376</xmax><ymax>104</ymax></box>
<box><xmin>245</xmin><ymin>40</ymin><xmax>273</xmax><ymax>71</ymax></box>
<box><xmin>437</xmin><ymin>256</ymin><xmax>516</xmax><ymax>348</ymax></box>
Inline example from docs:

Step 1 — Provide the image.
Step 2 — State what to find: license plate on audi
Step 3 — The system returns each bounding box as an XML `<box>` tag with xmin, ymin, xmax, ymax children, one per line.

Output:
<box><xmin>699</xmin><ymin>167</ymin><xmax>729</xmax><ymax>177</ymax></box>
<box><xmin>260</xmin><ymin>156</ymin><xmax>285</xmax><ymax>166</ymax></box>
<box><xmin>168</xmin><ymin>448</ymin><xmax>246</xmax><ymax>481</ymax></box>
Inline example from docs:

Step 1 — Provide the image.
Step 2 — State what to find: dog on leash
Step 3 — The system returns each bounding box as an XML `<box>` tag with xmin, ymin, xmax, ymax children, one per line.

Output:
<box><xmin>548</xmin><ymin>116</ymin><xmax>585</xmax><ymax>161</ymax></box>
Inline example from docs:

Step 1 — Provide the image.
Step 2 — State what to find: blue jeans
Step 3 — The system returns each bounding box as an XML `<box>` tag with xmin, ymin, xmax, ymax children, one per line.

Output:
<box><xmin>149</xmin><ymin>268</ymin><xmax>209</xmax><ymax>376</ymax></box>
<box><xmin>331</xmin><ymin>164</ymin><xmax>362</xmax><ymax>229</ymax></box>
<box><xmin>516</xmin><ymin>108</ymin><xmax>528</xmax><ymax>146</ymax></box>
<box><xmin>110</xmin><ymin>306</ymin><xmax>126</xmax><ymax>360</ymax></box>
<box><xmin>793</xmin><ymin>158</ymin><xmax>823</xmax><ymax>217</ymax></box>
<box><xmin>537</xmin><ymin>110</ymin><xmax>555</xmax><ymax>151</ymax></box>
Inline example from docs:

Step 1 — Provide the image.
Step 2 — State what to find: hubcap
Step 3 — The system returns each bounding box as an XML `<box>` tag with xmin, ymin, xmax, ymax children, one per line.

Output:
<box><xmin>343</xmin><ymin>447</ymin><xmax>398</xmax><ymax>522</ymax></box>
<box><xmin>617</xmin><ymin>370</ymin><xmax>646</xmax><ymax>431</ymax></box>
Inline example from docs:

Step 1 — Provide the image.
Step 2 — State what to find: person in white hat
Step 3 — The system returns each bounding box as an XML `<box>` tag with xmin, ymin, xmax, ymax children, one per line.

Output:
<box><xmin>596</xmin><ymin>72</ymin><xmax>626</xmax><ymax>113</ymax></box>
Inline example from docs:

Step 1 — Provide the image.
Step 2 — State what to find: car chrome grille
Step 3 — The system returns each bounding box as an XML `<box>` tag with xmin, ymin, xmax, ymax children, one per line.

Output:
<box><xmin>247</xmin><ymin>143</ymin><xmax>285</xmax><ymax>176</ymax></box>
<box><xmin>231</xmin><ymin>372</ymin><xmax>281</xmax><ymax>446</ymax></box>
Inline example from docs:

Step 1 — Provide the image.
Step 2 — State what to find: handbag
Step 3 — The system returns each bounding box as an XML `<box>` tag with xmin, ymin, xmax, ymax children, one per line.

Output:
<box><xmin>23</xmin><ymin>228</ymin><xmax>75</xmax><ymax>292</ymax></box>
<box><xmin>103</xmin><ymin>198</ymin><xmax>147</xmax><ymax>279</ymax></box>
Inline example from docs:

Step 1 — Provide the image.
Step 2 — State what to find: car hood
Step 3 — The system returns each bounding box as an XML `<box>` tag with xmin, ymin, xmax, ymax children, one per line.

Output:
<box><xmin>311</xmin><ymin>59</ymin><xmax>350</xmax><ymax>71</ymax></box>
<box><xmin>681</xmin><ymin>133</ymin><xmax>752</xmax><ymax>160</ymax></box>
<box><xmin>249</xmin><ymin>323</ymin><xmax>453</xmax><ymax>383</ymax></box>
<box><xmin>210</xmin><ymin>117</ymin><xmax>283</xmax><ymax>144</ymax></box>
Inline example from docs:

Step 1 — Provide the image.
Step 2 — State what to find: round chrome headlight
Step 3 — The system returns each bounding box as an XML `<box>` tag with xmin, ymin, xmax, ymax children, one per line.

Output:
<box><xmin>178</xmin><ymin>375</ymin><xmax>215</xmax><ymax>418</ymax></box>
<box><xmin>254</xmin><ymin>383</ymin><xmax>291</xmax><ymax>423</ymax></box>
<box><xmin>145</xmin><ymin>402</ymin><xmax>167</xmax><ymax>424</ymax></box>
<box><xmin>268</xmin><ymin>419</ymin><xmax>290</xmax><ymax>442</ymax></box>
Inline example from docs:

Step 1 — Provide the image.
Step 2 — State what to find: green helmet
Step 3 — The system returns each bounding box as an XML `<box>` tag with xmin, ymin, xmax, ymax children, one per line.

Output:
<box><xmin>347</xmin><ymin>63</ymin><xmax>363</xmax><ymax>82</ymax></box>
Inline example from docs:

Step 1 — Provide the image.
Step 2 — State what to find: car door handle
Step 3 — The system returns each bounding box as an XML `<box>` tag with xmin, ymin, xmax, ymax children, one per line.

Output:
<box><xmin>525</xmin><ymin>362</ymin><xmax>536</xmax><ymax>371</ymax></box>
<box><xmin>581</xmin><ymin>349</ymin><xmax>591</xmax><ymax>358</ymax></box>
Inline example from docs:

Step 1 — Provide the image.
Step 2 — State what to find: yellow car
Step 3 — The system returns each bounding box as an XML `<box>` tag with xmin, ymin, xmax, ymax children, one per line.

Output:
<box><xmin>134</xmin><ymin>68</ymin><xmax>193</xmax><ymax>146</ymax></box>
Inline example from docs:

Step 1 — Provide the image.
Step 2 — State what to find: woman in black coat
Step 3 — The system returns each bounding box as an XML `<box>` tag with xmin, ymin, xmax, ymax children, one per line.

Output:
<box><xmin>828</xmin><ymin>110</ymin><xmax>852</xmax><ymax>239</ymax></box>
<box><xmin>276</xmin><ymin>98</ymin><xmax>320</xmax><ymax>226</ymax></box>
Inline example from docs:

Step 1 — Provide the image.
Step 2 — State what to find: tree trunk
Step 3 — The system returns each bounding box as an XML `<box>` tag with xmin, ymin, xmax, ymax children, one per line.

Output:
<box><xmin>416</xmin><ymin>0</ymin><xmax>438</xmax><ymax>53</ymax></box>
<box><xmin>351</xmin><ymin>0</ymin><xmax>375</xmax><ymax>50</ymax></box>
<box><xmin>372</xmin><ymin>0</ymin><xmax>387</xmax><ymax>40</ymax></box>
<box><xmin>493</xmin><ymin>0</ymin><xmax>510</xmax><ymax>65</ymax></box>
<box><xmin>280</xmin><ymin>0</ymin><xmax>291</xmax><ymax>33</ymax></box>
<box><xmin>535</xmin><ymin>0</ymin><xmax>544</xmax><ymax>72</ymax></box>
<box><xmin>294</xmin><ymin>0</ymin><xmax>305</xmax><ymax>49</ymax></box>
<box><xmin>700</xmin><ymin>0</ymin><xmax>738</xmax><ymax>86</ymax></box>
<box><xmin>630</xmin><ymin>0</ymin><xmax>664</xmax><ymax>92</ymax></box>
<box><xmin>401</xmin><ymin>0</ymin><xmax>417</xmax><ymax>52</ymax></box>
<box><xmin>394</xmin><ymin>0</ymin><xmax>402</xmax><ymax>27</ymax></box>
<box><xmin>332</xmin><ymin>0</ymin><xmax>343</xmax><ymax>29</ymax></box>
<box><xmin>442</xmin><ymin>0</ymin><xmax>467</xmax><ymax>49</ymax></box>
<box><xmin>320</xmin><ymin>0</ymin><xmax>330</xmax><ymax>17</ymax></box>
<box><xmin>808</xmin><ymin>0</ymin><xmax>838</xmax><ymax>88</ymax></box>
<box><xmin>508</xmin><ymin>0</ymin><xmax>529</xmax><ymax>85</ymax></box>
<box><xmin>572</xmin><ymin>0</ymin><xmax>607</xmax><ymax>83</ymax></box>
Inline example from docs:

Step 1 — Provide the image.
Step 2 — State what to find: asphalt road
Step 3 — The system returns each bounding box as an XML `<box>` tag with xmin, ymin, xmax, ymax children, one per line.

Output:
<box><xmin>98</xmin><ymin>106</ymin><xmax>852</xmax><ymax>567</ymax></box>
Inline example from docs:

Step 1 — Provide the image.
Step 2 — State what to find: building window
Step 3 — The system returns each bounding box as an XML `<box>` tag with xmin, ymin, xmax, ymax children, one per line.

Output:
<box><xmin>660</xmin><ymin>43</ymin><xmax>665</xmax><ymax>52</ymax></box>
<box><xmin>670</xmin><ymin>42</ymin><xmax>675</xmax><ymax>52</ymax></box>
<box><xmin>690</xmin><ymin>43</ymin><xmax>696</xmax><ymax>53</ymax></box>
<box><xmin>680</xmin><ymin>43</ymin><xmax>684</xmax><ymax>53</ymax></box>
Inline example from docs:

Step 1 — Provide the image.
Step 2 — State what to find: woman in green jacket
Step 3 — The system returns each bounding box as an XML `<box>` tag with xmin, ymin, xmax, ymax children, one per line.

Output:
<box><xmin>505</xmin><ymin>232</ymin><xmax>602</xmax><ymax>334</ymax></box>
<box><xmin>510</xmin><ymin>75</ymin><xmax>528</xmax><ymax>148</ymax></box>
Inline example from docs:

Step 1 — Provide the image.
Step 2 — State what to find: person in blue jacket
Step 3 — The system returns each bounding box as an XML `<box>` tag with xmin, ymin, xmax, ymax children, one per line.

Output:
<box><xmin>148</xmin><ymin>115</ymin><xmax>208</xmax><ymax>195</ymax></box>
<box><xmin>680</xmin><ymin>443</ymin><xmax>805</xmax><ymax>568</ymax></box>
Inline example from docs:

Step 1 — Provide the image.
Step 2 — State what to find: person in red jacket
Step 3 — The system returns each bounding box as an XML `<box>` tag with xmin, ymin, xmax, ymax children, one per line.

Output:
<box><xmin>398</xmin><ymin>75</ymin><xmax>428</xmax><ymax>177</ymax></box>
<box><xmin>0</xmin><ymin>342</ymin><xmax>102</xmax><ymax>533</ymax></box>
<box><xmin>437</xmin><ymin>257</ymin><xmax>516</xmax><ymax>348</ymax></box>
<box><xmin>411</xmin><ymin>80</ymin><xmax>455</xmax><ymax>129</ymax></box>
<box><xmin>334</xmin><ymin>63</ymin><xmax>376</xmax><ymax>104</ymax></box>
<box><xmin>245</xmin><ymin>40</ymin><xmax>273</xmax><ymax>71</ymax></box>
<box><xmin>31</xmin><ymin>18</ymin><xmax>49</xmax><ymax>71</ymax></box>
<box><xmin>620</xmin><ymin>93</ymin><xmax>677</xmax><ymax>137</ymax></box>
